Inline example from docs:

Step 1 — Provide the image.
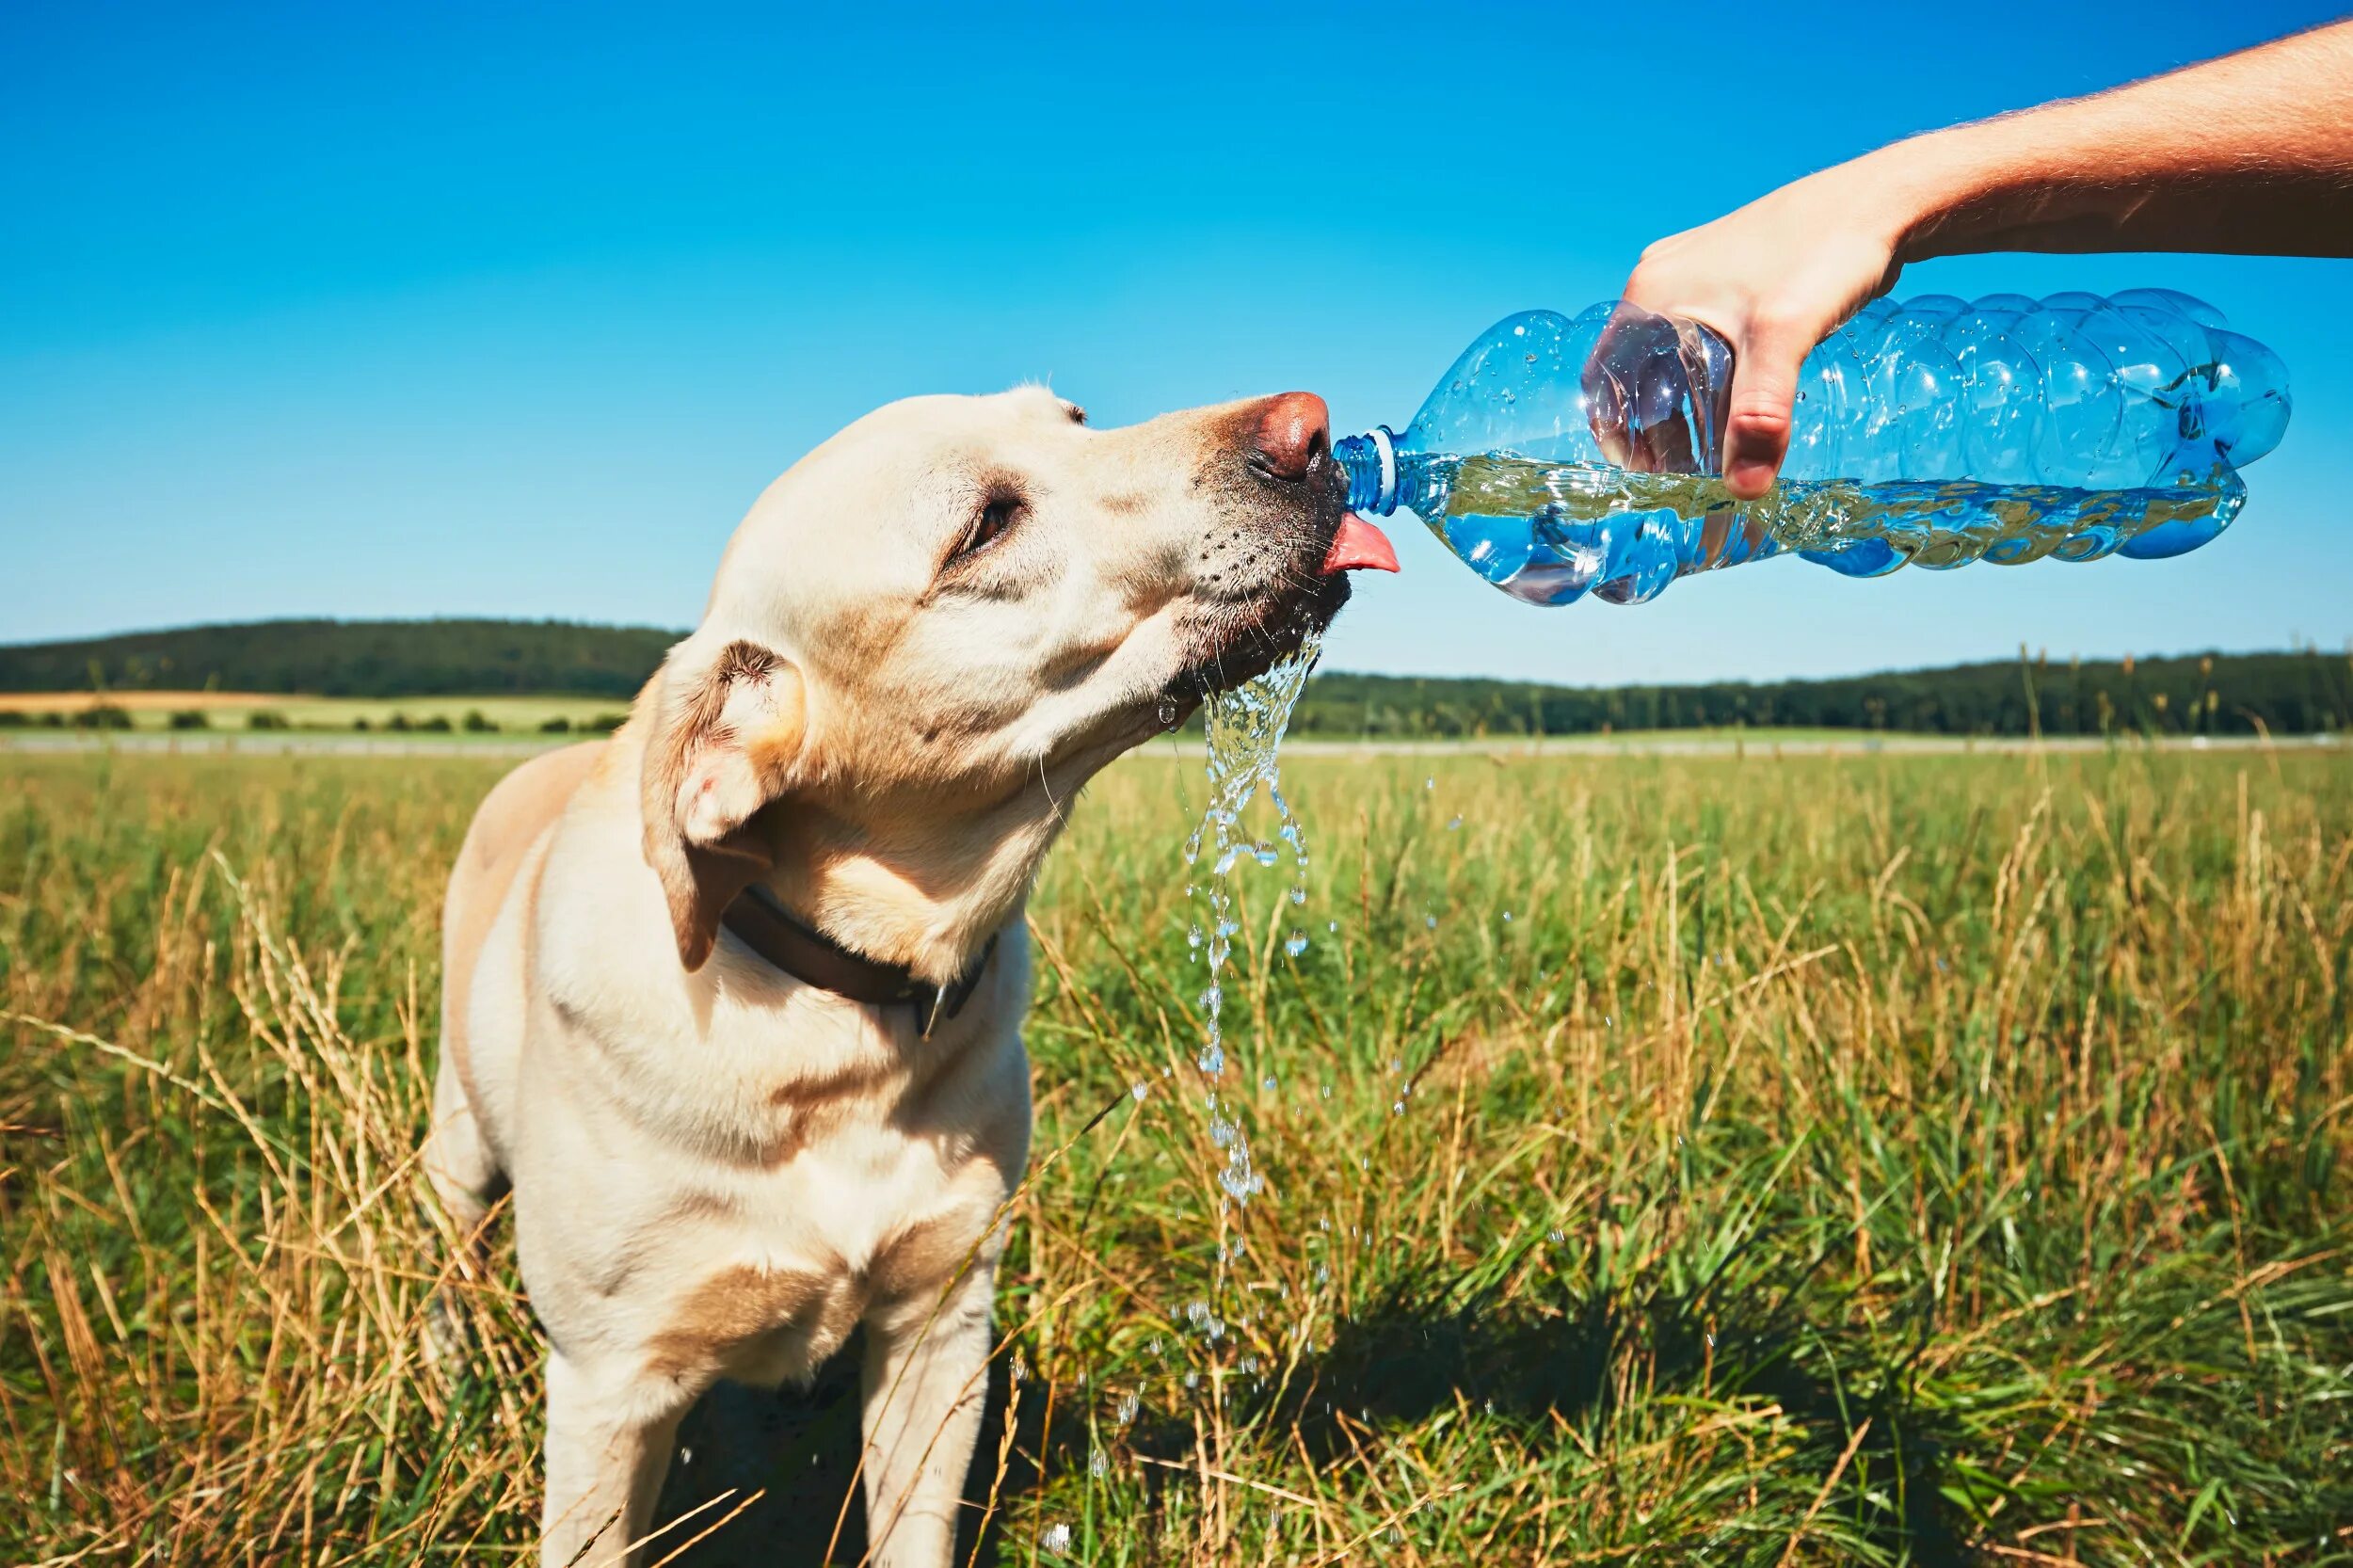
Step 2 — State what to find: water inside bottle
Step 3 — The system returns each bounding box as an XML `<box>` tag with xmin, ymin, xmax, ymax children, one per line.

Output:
<box><xmin>1409</xmin><ymin>452</ymin><xmax>2247</xmax><ymax>607</ymax></box>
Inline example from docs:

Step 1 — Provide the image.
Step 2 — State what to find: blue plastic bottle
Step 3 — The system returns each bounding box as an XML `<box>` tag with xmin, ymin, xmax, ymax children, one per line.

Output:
<box><xmin>1334</xmin><ymin>292</ymin><xmax>2291</xmax><ymax>607</ymax></box>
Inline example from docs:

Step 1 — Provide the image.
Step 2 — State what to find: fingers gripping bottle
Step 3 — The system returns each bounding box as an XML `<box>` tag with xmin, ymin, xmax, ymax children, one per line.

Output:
<box><xmin>1333</xmin><ymin>291</ymin><xmax>2290</xmax><ymax>607</ymax></box>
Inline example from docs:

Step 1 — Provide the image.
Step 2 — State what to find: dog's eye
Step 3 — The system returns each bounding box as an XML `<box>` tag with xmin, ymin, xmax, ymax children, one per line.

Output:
<box><xmin>957</xmin><ymin>492</ymin><xmax>1025</xmax><ymax>561</ymax></box>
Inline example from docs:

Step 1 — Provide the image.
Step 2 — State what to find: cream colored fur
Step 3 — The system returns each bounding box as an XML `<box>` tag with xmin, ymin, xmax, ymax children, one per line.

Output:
<box><xmin>423</xmin><ymin>386</ymin><xmax>1347</xmax><ymax>1566</ymax></box>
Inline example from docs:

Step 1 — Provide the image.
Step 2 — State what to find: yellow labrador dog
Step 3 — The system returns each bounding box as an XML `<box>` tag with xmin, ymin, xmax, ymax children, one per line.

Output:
<box><xmin>424</xmin><ymin>386</ymin><xmax>1396</xmax><ymax>1566</ymax></box>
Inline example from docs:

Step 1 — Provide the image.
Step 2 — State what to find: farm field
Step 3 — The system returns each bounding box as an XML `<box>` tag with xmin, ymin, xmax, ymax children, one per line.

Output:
<box><xmin>0</xmin><ymin>690</ymin><xmax>632</xmax><ymax>734</ymax></box>
<box><xmin>0</xmin><ymin>693</ymin><xmax>1945</xmax><ymax>750</ymax></box>
<box><xmin>0</xmin><ymin>691</ymin><xmax>1954</xmax><ymax>753</ymax></box>
<box><xmin>3</xmin><ymin>744</ymin><xmax>2350</xmax><ymax>1564</ymax></box>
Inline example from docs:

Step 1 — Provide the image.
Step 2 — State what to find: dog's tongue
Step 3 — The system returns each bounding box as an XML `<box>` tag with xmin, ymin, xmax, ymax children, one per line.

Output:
<box><xmin>1321</xmin><ymin>513</ymin><xmax>1399</xmax><ymax>575</ymax></box>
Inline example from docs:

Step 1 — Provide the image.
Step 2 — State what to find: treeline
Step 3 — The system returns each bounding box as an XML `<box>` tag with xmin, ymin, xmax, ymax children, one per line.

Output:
<box><xmin>1287</xmin><ymin>650</ymin><xmax>2353</xmax><ymax>739</ymax></box>
<box><xmin>2</xmin><ymin>619</ymin><xmax>2347</xmax><ymax>738</ymax></box>
<box><xmin>0</xmin><ymin>618</ymin><xmax>680</xmax><ymax>698</ymax></box>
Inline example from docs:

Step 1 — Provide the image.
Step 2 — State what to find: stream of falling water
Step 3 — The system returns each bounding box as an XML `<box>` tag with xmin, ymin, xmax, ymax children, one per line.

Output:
<box><xmin>1036</xmin><ymin>635</ymin><xmax>1321</xmax><ymax>1555</ymax></box>
<box><xmin>1183</xmin><ymin>630</ymin><xmax>1321</xmax><ymax>1222</ymax></box>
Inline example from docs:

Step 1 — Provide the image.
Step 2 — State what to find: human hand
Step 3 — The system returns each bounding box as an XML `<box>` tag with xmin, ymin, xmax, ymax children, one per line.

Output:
<box><xmin>1595</xmin><ymin>22</ymin><xmax>2353</xmax><ymax>497</ymax></box>
<box><xmin>1615</xmin><ymin>159</ymin><xmax>1914</xmax><ymax>499</ymax></box>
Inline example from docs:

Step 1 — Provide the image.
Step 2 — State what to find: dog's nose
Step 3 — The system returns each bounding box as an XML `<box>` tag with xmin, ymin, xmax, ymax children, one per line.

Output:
<box><xmin>1251</xmin><ymin>392</ymin><xmax>1330</xmax><ymax>482</ymax></box>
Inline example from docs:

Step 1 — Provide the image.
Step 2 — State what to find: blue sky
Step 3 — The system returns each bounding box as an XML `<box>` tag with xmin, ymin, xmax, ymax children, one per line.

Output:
<box><xmin>5</xmin><ymin>0</ymin><xmax>2347</xmax><ymax>685</ymax></box>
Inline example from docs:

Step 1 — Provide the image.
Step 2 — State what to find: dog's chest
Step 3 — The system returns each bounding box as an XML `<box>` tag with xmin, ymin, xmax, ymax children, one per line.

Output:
<box><xmin>632</xmin><ymin>1003</ymin><xmax>1023</xmax><ymax>1387</ymax></box>
<box><xmin>646</xmin><ymin>1112</ymin><xmax>1004</xmax><ymax>1386</ymax></box>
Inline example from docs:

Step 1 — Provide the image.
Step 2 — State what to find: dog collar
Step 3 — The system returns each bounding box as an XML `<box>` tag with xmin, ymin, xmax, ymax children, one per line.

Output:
<box><xmin>719</xmin><ymin>883</ymin><xmax>997</xmax><ymax>1039</ymax></box>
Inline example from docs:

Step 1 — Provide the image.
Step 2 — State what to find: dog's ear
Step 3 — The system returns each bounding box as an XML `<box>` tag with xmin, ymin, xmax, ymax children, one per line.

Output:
<box><xmin>640</xmin><ymin>637</ymin><xmax>808</xmax><ymax>971</ymax></box>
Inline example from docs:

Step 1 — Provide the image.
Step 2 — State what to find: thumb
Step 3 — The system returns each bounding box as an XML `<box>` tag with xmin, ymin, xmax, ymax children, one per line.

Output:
<box><xmin>1721</xmin><ymin>313</ymin><xmax>1815</xmax><ymax>502</ymax></box>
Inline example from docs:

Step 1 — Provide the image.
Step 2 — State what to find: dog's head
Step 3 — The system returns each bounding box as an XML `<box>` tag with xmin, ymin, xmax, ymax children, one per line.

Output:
<box><xmin>636</xmin><ymin>387</ymin><xmax>1395</xmax><ymax>975</ymax></box>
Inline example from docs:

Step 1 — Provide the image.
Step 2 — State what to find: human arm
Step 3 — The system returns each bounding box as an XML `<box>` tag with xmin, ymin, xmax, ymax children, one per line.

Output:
<box><xmin>1618</xmin><ymin>19</ymin><xmax>2353</xmax><ymax>499</ymax></box>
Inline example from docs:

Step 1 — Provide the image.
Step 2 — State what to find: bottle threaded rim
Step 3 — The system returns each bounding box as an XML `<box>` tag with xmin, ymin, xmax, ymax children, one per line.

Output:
<box><xmin>1335</xmin><ymin>427</ymin><xmax>1399</xmax><ymax>514</ymax></box>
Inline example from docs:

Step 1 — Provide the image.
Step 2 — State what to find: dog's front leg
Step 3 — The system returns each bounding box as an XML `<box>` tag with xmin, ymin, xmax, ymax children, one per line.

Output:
<box><xmin>539</xmin><ymin>1350</ymin><xmax>686</xmax><ymax>1568</ymax></box>
<box><xmin>859</xmin><ymin>1264</ymin><xmax>997</xmax><ymax>1567</ymax></box>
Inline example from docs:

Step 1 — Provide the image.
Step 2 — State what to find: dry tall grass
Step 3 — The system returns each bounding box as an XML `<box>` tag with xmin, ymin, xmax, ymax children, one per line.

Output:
<box><xmin>3</xmin><ymin>744</ymin><xmax>2348</xmax><ymax>1564</ymax></box>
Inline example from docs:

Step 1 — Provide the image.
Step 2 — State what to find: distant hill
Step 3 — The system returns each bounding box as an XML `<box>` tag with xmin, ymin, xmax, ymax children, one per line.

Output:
<box><xmin>1</xmin><ymin>618</ymin><xmax>2346</xmax><ymax>738</ymax></box>
<box><xmin>0</xmin><ymin>618</ymin><xmax>681</xmax><ymax>700</ymax></box>
<box><xmin>1289</xmin><ymin>651</ymin><xmax>2353</xmax><ymax>740</ymax></box>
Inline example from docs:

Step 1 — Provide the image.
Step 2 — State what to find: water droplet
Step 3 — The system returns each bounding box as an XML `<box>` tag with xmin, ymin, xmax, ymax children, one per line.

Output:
<box><xmin>1447</xmin><ymin>815</ymin><xmax>1464</xmax><ymax>830</ymax></box>
<box><xmin>1284</xmin><ymin>931</ymin><xmax>1308</xmax><ymax>957</ymax></box>
<box><xmin>1116</xmin><ymin>1391</ymin><xmax>1140</xmax><ymax>1424</ymax></box>
<box><xmin>1502</xmin><ymin>910</ymin><xmax>1513</xmax><ymax>922</ymax></box>
<box><xmin>1392</xmin><ymin>1100</ymin><xmax>1405</xmax><ymax>1115</ymax></box>
<box><xmin>1088</xmin><ymin>1446</ymin><xmax>1109</xmax><ymax>1478</ymax></box>
<box><xmin>1260</xmin><ymin>1074</ymin><xmax>1278</xmax><ymax>1091</ymax></box>
<box><xmin>1423</xmin><ymin>776</ymin><xmax>1435</xmax><ymax>791</ymax></box>
<box><xmin>1129</xmin><ymin>1081</ymin><xmax>1148</xmax><ymax>1102</ymax></box>
<box><xmin>1041</xmin><ymin>1523</ymin><xmax>1073</xmax><ymax>1555</ymax></box>
<box><xmin>1156</xmin><ymin>698</ymin><xmax>1178</xmax><ymax>728</ymax></box>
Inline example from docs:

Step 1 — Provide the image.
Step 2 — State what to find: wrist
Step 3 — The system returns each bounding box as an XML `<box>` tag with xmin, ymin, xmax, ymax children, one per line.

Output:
<box><xmin>1853</xmin><ymin>127</ymin><xmax>2003</xmax><ymax>264</ymax></box>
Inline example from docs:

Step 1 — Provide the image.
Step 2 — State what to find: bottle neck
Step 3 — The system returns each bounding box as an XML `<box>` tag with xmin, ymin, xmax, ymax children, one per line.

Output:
<box><xmin>1334</xmin><ymin>427</ymin><xmax>1401</xmax><ymax>516</ymax></box>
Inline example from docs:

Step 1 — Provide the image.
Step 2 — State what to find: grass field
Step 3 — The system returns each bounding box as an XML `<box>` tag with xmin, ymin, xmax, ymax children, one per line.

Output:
<box><xmin>3</xmin><ymin>743</ymin><xmax>2350</xmax><ymax>1564</ymax></box>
